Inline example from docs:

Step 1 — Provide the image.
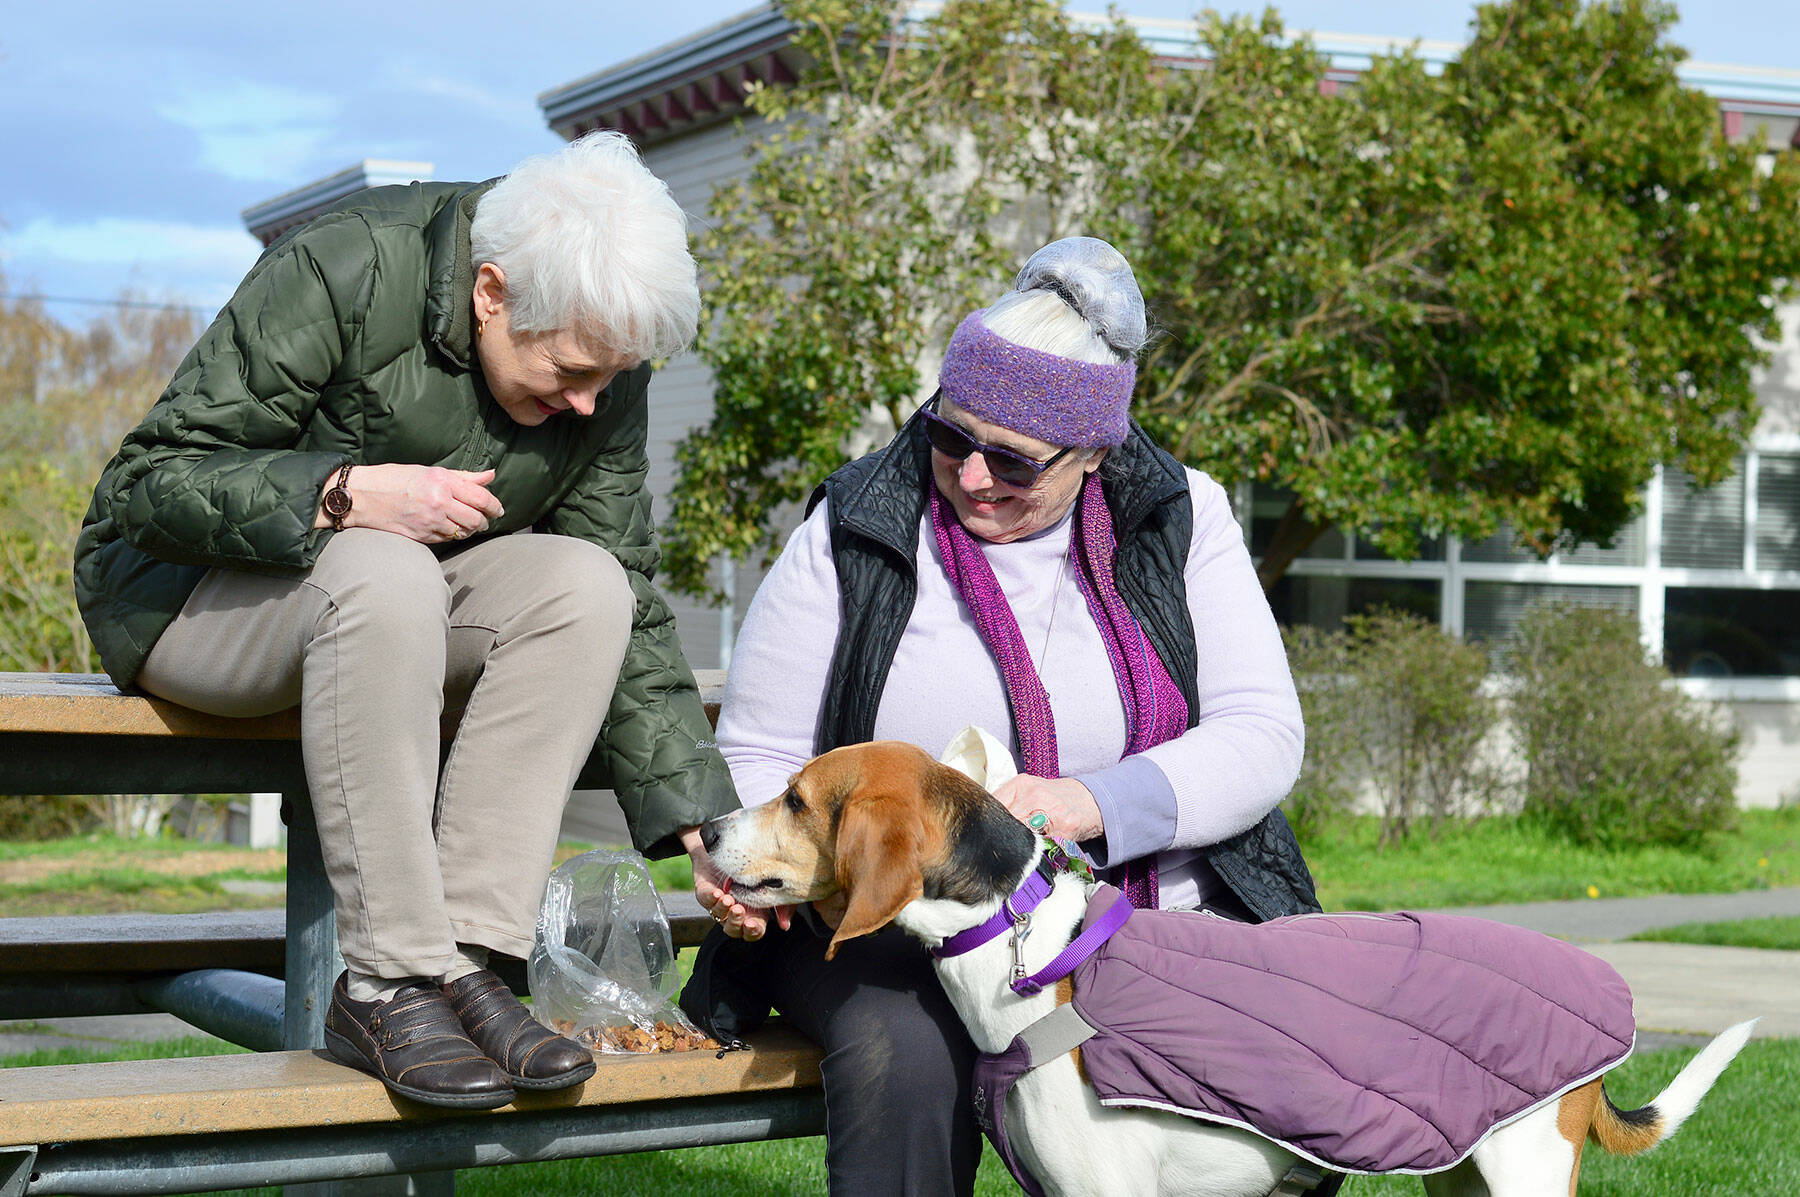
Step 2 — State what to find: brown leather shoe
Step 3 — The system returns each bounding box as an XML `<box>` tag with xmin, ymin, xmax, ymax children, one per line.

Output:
<box><xmin>443</xmin><ymin>967</ymin><xmax>597</xmax><ymax>1090</ymax></box>
<box><xmin>324</xmin><ymin>973</ymin><xmax>515</xmax><ymax>1109</ymax></box>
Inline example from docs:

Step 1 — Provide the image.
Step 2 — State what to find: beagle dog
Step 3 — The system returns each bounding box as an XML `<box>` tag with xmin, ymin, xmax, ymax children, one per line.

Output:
<box><xmin>700</xmin><ymin>740</ymin><xmax>1752</xmax><ymax>1197</ymax></box>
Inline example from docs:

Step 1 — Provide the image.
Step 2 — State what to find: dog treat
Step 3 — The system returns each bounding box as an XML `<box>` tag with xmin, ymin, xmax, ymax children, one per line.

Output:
<box><xmin>552</xmin><ymin>1018</ymin><xmax>720</xmax><ymax>1053</ymax></box>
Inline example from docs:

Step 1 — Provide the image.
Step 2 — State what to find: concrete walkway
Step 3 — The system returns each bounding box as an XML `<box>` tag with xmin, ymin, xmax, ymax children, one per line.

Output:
<box><xmin>1432</xmin><ymin>887</ymin><xmax>1800</xmax><ymax>1047</ymax></box>
<box><xmin>6</xmin><ymin>888</ymin><xmax>1796</xmax><ymax>1059</ymax></box>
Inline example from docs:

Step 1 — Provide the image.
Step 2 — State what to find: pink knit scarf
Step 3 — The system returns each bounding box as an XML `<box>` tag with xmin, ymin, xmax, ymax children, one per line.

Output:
<box><xmin>928</xmin><ymin>474</ymin><xmax>1188</xmax><ymax>909</ymax></box>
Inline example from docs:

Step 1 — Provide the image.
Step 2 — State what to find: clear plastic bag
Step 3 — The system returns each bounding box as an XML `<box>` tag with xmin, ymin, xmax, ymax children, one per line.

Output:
<box><xmin>528</xmin><ymin>847</ymin><xmax>719</xmax><ymax>1053</ymax></box>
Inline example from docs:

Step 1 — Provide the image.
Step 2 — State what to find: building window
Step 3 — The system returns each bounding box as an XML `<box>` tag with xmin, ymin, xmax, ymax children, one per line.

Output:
<box><xmin>1462</xmin><ymin>582</ymin><xmax>1638</xmax><ymax>657</ymax></box>
<box><xmin>1250</xmin><ymin>450</ymin><xmax>1798</xmax><ymax>680</ymax></box>
<box><xmin>1460</xmin><ymin>523</ymin><xmax>1536</xmax><ymax>565</ymax></box>
<box><xmin>1353</xmin><ymin>530</ymin><xmax>1445</xmax><ymax>562</ymax></box>
<box><xmin>1265</xmin><ymin>575</ymin><xmax>1441</xmax><ymax>631</ymax></box>
<box><xmin>1662</xmin><ymin>463</ymin><xmax>1746</xmax><ymax>570</ymax></box>
<box><xmin>1665</xmin><ymin>587</ymin><xmax>1800</xmax><ymax>678</ymax></box>
<box><xmin>1248</xmin><ymin>486</ymin><xmax>1347</xmax><ymax>561</ymax></box>
<box><xmin>1559</xmin><ymin>516</ymin><xmax>1646</xmax><ymax>566</ymax></box>
<box><xmin>1755</xmin><ymin>453</ymin><xmax>1800</xmax><ymax>572</ymax></box>
<box><xmin>1458</xmin><ymin>517</ymin><xmax>1646</xmax><ymax>566</ymax></box>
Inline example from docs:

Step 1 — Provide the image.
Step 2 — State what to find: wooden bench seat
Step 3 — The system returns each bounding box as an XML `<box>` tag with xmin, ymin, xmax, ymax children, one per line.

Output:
<box><xmin>2</xmin><ymin>1027</ymin><xmax>821</xmax><ymax>1144</ymax></box>
<box><xmin>0</xmin><ymin>671</ymin><xmax>723</xmax><ymax>793</ymax></box>
<box><xmin>0</xmin><ymin>1029</ymin><xmax>824</xmax><ymax>1194</ymax></box>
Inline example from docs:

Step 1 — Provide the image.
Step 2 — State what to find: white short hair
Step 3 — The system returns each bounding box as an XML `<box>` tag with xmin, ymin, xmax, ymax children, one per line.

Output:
<box><xmin>470</xmin><ymin>131</ymin><xmax>698</xmax><ymax>360</ymax></box>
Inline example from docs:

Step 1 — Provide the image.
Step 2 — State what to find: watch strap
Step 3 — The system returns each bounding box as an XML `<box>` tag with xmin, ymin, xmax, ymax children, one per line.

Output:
<box><xmin>325</xmin><ymin>463</ymin><xmax>354</xmax><ymax>531</ymax></box>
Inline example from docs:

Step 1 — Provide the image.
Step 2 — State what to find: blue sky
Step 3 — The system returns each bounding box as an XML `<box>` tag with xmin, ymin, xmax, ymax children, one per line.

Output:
<box><xmin>3</xmin><ymin>1</ymin><xmax>1794</xmax><ymax>327</ymax></box>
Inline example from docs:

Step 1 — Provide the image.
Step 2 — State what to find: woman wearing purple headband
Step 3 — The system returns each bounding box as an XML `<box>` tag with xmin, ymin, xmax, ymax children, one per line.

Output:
<box><xmin>683</xmin><ymin>237</ymin><xmax>1318</xmax><ymax>1195</ymax></box>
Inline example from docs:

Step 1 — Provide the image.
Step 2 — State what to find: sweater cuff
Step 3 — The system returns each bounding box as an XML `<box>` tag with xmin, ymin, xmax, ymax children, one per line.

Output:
<box><xmin>1076</xmin><ymin>754</ymin><xmax>1178</xmax><ymax>868</ymax></box>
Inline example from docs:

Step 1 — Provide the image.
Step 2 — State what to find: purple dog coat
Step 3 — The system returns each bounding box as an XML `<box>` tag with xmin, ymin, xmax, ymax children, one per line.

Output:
<box><xmin>972</xmin><ymin>885</ymin><xmax>1635</xmax><ymax>1194</ymax></box>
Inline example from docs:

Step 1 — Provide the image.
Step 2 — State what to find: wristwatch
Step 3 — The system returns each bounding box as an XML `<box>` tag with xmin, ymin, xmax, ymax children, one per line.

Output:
<box><xmin>323</xmin><ymin>464</ymin><xmax>354</xmax><ymax>531</ymax></box>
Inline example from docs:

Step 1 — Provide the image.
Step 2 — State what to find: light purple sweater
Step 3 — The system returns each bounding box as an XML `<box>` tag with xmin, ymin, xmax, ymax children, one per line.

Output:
<box><xmin>716</xmin><ymin>468</ymin><xmax>1304</xmax><ymax>911</ymax></box>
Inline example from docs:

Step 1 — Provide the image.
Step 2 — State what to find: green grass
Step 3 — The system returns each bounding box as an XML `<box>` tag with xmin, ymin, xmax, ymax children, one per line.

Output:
<box><xmin>1301</xmin><ymin>806</ymin><xmax>1800</xmax><ymax>911</ymax></box>
<box><xmin>0</xmin><ymin>832</ymin><xmax>272</xmax><ymax>862</ymax></box>
<box><xmin>0</xmin><ymin>867</ymin><xmax>287</xmax><ymax>917</ymax></box>
<box><xmin>455</xmin><ymin>1136</ymin><xmax>1025</xmax><ymax>1196</ymax></box>
<box><xmin>551</xmin><ymin>841</ymin><xmax>696</xmax><ymax>896</ymax></box>
<box><xmin>1632</xmin><ymin>915</ymin><xmax>1800</xmax><ymax>951</ymax></box>
<box><xmin>1341</xmin><ymin>1036</ymin><xmax>1800</xmax><ymax>1194</ymax></box>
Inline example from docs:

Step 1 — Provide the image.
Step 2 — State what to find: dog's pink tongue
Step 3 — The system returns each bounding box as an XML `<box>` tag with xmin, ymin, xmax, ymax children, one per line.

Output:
<box><xmin>720</xmin><ymin>876</ymin><xmax>732</xmax><ymax>899</ymax></box>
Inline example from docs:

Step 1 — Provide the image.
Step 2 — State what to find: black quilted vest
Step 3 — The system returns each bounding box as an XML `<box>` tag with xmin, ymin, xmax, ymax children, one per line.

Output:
<box><xmin>808</xmin><ymin>412</ymin><xmax>1321</xmax><ymax>922</ymax></box>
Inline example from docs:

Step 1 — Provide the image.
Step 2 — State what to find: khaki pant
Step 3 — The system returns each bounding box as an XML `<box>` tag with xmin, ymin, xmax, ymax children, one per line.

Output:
<box><xmin>139</xmin><ymin>529</ymin><xmax>633</xmax><ymax>978</ymax></box>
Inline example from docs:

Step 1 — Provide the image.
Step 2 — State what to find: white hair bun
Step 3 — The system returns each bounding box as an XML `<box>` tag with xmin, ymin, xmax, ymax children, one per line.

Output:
<box><xmin>1013</xmin><ymin>237</ymin><xmax>1147</xmax><ymax>357</ymax></box>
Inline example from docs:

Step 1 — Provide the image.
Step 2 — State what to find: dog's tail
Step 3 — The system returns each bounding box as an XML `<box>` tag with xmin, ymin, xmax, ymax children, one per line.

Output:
<box><xmin>1589</xmin><ymin>1019</ymin><xmax>1757</xmax><ymax>1156</ymax></box>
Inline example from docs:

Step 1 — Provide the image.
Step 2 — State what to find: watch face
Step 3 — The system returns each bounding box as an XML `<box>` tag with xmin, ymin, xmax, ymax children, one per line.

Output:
<box><xmin>323</xmin><ymin>488</ymin><xmax>353</xmax><ymax>518</ymax></box>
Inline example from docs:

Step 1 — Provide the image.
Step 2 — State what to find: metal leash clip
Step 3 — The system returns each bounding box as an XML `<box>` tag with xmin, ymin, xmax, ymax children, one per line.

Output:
<box><xmin>1004</xmin><ymin>899</ymin><xmax>1034</xmax><ymax>985</ymax></box>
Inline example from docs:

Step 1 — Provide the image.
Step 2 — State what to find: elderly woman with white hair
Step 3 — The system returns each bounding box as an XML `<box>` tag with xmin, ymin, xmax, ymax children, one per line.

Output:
<box><xmin>682</xmin><ymin>237</ymin><xmax>1321</xmax><ymax>1194</ymax></box>
<box><xmin>75</xmin><ymin>132</ymin><xmax>739</xmax><ymax>1109</ymax></box>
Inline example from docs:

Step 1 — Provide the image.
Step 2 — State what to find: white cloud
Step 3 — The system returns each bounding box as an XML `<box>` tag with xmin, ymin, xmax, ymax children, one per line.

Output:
<box><xmin>2</xmin><ymin>217</ymin><xmax>262</xmax><ymax>311</ymax></box>
<box><xmin>156</xmin><ymin>82</ymin><xmax>343</xmax><ymax>184</ymax></box>
<box><xmin>5</xmin><ymin>217</ymin><xmax>258</xmax><ymax>268</ymax></box>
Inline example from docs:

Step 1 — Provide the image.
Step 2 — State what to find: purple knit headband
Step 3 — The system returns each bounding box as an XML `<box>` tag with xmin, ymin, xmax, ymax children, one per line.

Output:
<box><xmin>937</xmin><ymin>313</ymin><xmax>1136</xmax><ymax>449</ymax></box>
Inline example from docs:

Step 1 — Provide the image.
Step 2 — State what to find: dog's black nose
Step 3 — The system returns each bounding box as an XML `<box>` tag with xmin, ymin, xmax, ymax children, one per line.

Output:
<box><xmin>700</xmin><ymin>818</ymin><xmax>721</xmax><ymax>853</ymax></box>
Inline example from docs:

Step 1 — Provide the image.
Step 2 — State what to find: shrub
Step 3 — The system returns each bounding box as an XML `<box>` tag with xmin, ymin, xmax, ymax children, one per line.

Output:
<box><xmin>1285</xmin><ymin>610</ymin><xmax>1500</xmax><ymax>844</ymax></box>
<box><xmin>1344</xmin><ymin>610</ymin><xmax>1501</xmax><ymax>844</ymax></box>
<box><xmin>1281</xmin><ymin>624</ymin><xmax>1361</xmax><ymax>841</ymax></box>
<box><xmin>1508</xmin><ymin>605</ymin><xmax>1739</xmax><ymax>849</ymax></box>
<box><xmin>0</xmin><ymin>796</ymin><xmax>88</xmax><ymax>840</ymax></box>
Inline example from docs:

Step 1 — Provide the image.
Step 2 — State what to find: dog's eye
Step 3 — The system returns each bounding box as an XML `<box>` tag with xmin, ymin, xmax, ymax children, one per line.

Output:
<box><xmin>784</xmin><ymin>788</ymin><xmax>805</xmax><ymax>813</ymax></box>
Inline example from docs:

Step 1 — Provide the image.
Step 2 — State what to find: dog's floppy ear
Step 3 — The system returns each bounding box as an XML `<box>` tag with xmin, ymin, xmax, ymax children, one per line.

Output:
<box><xmin>827</xmin><ymin>787</ymin><xmax>927</xmax><ymax>960</ymax></box>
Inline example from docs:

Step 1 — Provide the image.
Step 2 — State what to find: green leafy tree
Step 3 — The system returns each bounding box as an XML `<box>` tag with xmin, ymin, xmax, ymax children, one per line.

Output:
<box><xmin>0</xmin><ymin>271</ymin><xmax>198</xmax><ymax>671</ymax></box>
<box><xmin>0</xmin><ymin>460</ymin><xmax>97</xmax><ymax>672</ymax></box>
<box><xmin>664</xmin><ymin>0</ymin><xmax>1156</xmax><ymax>598</ymax></box>
<box><xmin>1128</xmin><ymin>0</ymin><xmax>1800</xmax><ymax>587</ymax></box>
<box><xmin>663</xmin><ymin>0</ymin><xmax>1800</xmax><ymax>599</ymax></box>
<box><xmin>0</xmin><ymin>268</ymin><xmax>199</xmax><ymax>837</ymax></box>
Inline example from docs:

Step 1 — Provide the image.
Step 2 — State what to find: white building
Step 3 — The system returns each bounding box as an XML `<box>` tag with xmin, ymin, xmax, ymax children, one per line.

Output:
<box><xmin>241</xmin><ymin>160</ymin><xmax>435</xmax><ymax>248</ymax></box>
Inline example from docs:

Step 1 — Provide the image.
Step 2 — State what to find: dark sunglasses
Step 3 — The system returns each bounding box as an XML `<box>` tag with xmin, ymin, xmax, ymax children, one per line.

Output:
<box><xmin>919</xmin><ymin>396</ymin><xmax>1073</xmax><ymax>488</ymax></box>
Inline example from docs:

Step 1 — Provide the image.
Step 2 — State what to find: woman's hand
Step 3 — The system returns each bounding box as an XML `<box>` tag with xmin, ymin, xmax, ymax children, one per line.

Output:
<box><xmin>678</xmin><ymin>825</ymin><xmax>792</xmax><ymax>942</ymax></box>
<box><xmin>316</xmin><ymin>464</ymin><xmax>505</xmax><ymax>543</ymax></box>
<box><xmin>992</xmin><ymin>775</ymin><xmax>1105</xmax><ymax>842</ymax></box>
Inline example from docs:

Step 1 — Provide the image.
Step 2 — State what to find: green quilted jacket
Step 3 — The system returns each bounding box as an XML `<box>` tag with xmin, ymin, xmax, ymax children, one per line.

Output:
<box><xmin>73</xmin><ymin>180</ymin><xmax>737</xmax><ymax>856</ymax></box>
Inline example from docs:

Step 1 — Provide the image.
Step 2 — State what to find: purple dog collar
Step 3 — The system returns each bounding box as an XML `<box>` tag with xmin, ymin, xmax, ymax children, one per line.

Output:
<box><xmin>934</xmin><ymin>869</ymin><xmax>1052</xmax><ymax>960</ymax></box>
<box><xmin>937</xmin><ymin>313</ymin><xmax>1135</xmax><ymax>449</ymax></box>
<box><xmin>931</xmin><ymin>840</ymin><xmax>1136</xmax><ymax>996</ymax></box>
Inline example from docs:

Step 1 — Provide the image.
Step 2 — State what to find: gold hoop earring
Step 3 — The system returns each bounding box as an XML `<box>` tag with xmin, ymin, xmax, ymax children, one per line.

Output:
<box><xmin>477</xmin><ymin>319</ymin><xmax>488</xmax><ymax>337</ymax></box>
